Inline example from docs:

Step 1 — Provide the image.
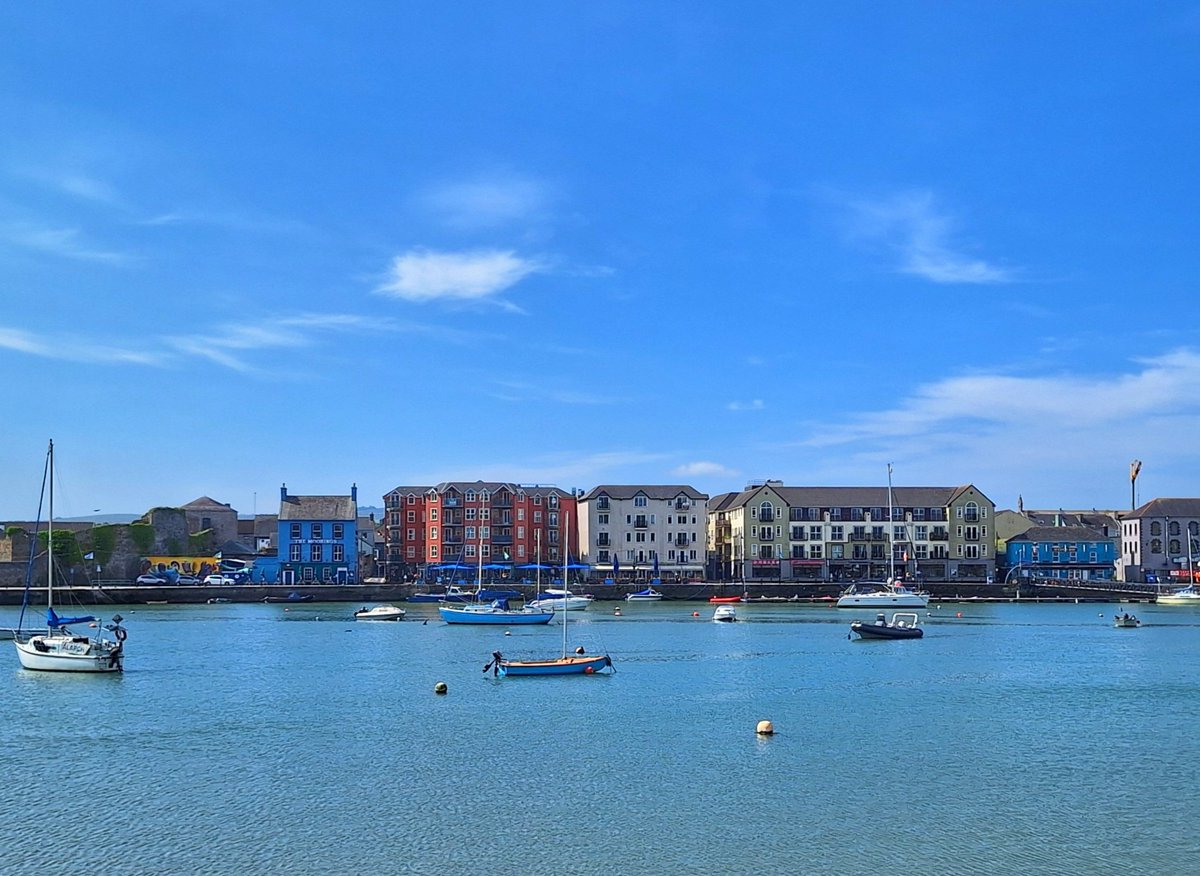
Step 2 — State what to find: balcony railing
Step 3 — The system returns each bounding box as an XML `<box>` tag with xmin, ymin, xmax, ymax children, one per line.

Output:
<box><xmin>674</xmin><ymin>535</ymin><xmax>689</xmax><ymax>546</ymax></box>
<box><xmin>634</xmin><ymin>517</ymin><xmax>648</xmax><ymax>528</ymax></box>
<box><xmin>597</xmin><ymin>535</ymin><xmax>611</xmax><ymax>546</ymax></box>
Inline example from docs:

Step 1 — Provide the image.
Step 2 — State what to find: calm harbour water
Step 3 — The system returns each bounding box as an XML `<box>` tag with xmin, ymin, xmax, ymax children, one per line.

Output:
<box><xmin>1</xmin><ymin>599</ymin><xmax>1197</xmax><ymax>876</ymax></box>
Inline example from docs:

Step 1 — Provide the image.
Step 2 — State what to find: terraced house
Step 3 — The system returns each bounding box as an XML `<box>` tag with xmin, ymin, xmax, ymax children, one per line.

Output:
<box><xmin>578</xmin><ymin>485</ymin><xmax>708</xmax><ymax>582</ymax></box>
<box><xmin>708</xmin><ymin>481</ymin><xmax>996</xmax><ymax>583</ymax></box>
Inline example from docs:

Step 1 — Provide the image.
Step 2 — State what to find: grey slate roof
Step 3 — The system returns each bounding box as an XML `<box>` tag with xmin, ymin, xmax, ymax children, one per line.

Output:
<box><xmin>1129</xmin><ymin>498</ymin><xmax>1200</xmax><ymax>518</ymax></box>
<box><xmin>582</xmin><ymin>485</ymin><xmax>708</xmax><ymax>501</ymax></box>
<box><xmin>711</xmin><ymin>485</ymin><xmax>986</xmax><ymax>509</ymax></box>
<box><xmin>428</xmin><ymin>480</ymin><xmax>574</xmax><ymax>498</ymax></box>
<box><xmin>385</xmin><ymin>485</ymin><xmax>433</xmax><ymax>497</ymax></box>
<box><xmin>1008</xmin><ymin>526</ymin><xmax>1111</xmax><ymax>542</ymax></box>
<box><xmin>279</xmin><ymin>495</ymin><xmax>356</xmax><ymax>521</ymax></box>
<box><xmin>1023</xmin><ymin>509</ymin><xmax>1121</xmax><ymax>528</ymax></box>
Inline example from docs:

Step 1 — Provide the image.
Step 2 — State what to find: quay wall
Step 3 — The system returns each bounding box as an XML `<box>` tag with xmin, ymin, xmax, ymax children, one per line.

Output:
<box><xmin>0</xmin><ymin>580</ymin><xmax>1158</xmax><ymax>607</ymax></box>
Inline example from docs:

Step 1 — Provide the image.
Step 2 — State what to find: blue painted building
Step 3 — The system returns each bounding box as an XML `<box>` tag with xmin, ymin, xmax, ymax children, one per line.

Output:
<box><xmin>1005</xmin><ymin>525</ymin><xmax>1116</xmax><ymax>582</ymax></box>
<box><xmin>277</xmin><ymin>483</ymin><xmax>359</xmax><ymax>584</ymax></box>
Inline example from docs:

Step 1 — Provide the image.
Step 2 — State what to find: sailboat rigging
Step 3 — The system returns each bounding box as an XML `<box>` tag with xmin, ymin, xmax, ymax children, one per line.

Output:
<box><xmin>835</xmin><ymin>464</ymin><xmax>929</xmax><ymax>609</ymax></box>
<box><xmin>490</xmin><ymin>511</ymin><xmax>614</xmax><ymax>677</ymax></box>
<box><xmin>13</xmin><ymin>440</ymin><xmax>127</xmax><ymax>672</ymax></box>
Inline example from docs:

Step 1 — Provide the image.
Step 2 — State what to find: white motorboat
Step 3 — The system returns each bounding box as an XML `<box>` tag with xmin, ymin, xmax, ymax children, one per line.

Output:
<box><xmin>1113</xmin><ymin>613</ymin><xmax>1141</xmax><ymax>628</ymax></box>
<box><xmin>625</xmin><ymin>587</ymin><xmax>664</xmax><ymax>602</ymax></box>
<box><xmin>354</xmin><ymin>604</ymin><xmax>406</xmax><ymax>621</ymax></box>
<box><xmin>13</xmin><ymin>440</ymin><xmax>126</xmax><ymax>673</ymax></box>
<box><xmin>713</xmin><ymin>604</ymin><xmax>737</xmax><ymax>622</ymax></box>
<box><xmin>1156</xmin><ymin>586</ymin><xmax>1200</xmax><ymax>606</ymax></box>
<box><xmin>835</xmin><ymin>579</ymin><xmax>930</xmax><ymax>608</ymax></box>
<box><xmin>527</xmin><ymin>589</ymin><xmax>593</xmax><ymax>611</ymax></box>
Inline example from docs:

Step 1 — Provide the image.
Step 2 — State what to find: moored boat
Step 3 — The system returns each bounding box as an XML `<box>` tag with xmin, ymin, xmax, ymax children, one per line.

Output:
<box><xmin>709</xmin><ymin>595</ymin><xmax>743</xmax><ymax>604</ymax></box>
<box><xmin>1156</xmin><ymin>586</ymin><xmax>1200</xmax><ymax>606</ymax></box>
<box><xmin>354</xmin><ymin>604</ymin><xmax>406</xmax><ymax>621</ymax></box>
<box><xmin>487</xmin><ymin>512</ymin><xmax>614</xmax><ymax>676</ymax></box>
<box><xmin>527</xmin><ymin>589</ymin><xmax>593</xmax><ymax>611</ymax></box>
<box><xmin>439</xmin><ymin>599</ymin><xmax>553</xmax><ymax>625</ymax></box>
<box><xmin>836</xmin><ymin>580</ymin><xmax>929</xmax><ymax>608</ymax></box>
<box><xmin>264</xmin><ymin>591</ymin><xmax>315</xmax><ymax>604</ymax></box>
<box><xmin>625</xmin><ymin>587</ymin><xmax>663</xmax><ymax>602</ymax></box>
<box><xmin>12</xmin><ymin>440</ymin><xmax>127</xmax><ymax>673</ymax></box>
<box><xmin>713</xmin><ymin>604</ymin><xmax>737</xmax><ymax>622</ymax></box>
<box><xmin>850</xmin><ymin>611</ymin><xmax>924</xmax><ymax>640</ymax></box>
<box><xmin>1113</xmin><ymin>613</ymin><xmax>1141</xmax><ymax>628</ymax></box>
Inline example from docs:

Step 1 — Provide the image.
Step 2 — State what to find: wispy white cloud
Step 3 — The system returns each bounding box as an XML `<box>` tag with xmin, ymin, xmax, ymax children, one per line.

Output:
<box><xmin>54</xmin><ymin>174</ymin><xmax>123</xmax><ymax>206</ymax></box>
<box><xmin>0</xmin><ymin>223</ymin><xmax>131</xmax><ymax>264</ymax></box>
<box><xmin>417</xmin><ymin>175</ymin><xmax>552</xmax><ymax>229</ymax></box>
<box><xmin>12</xmin><ymin>166</ymin><xmax>126</xmax><ymax>207</ymax></box>
<box><xmin>165</xmin><ymin>311</ymin><xmax>394</xmax><ymax>373</ymax></box>
<box><xmin>0</xmin><ymin>311</ymin><xmax>402</xmax><ymax>374</ymax></box>
<box><xmin>728</xmin><ymin>399</ymin><xmax>765</xmax><ymax>411</ymax></box>
<box><xmin>487</xmin><ymin>379</ymin><xmax>618</xmax><ymax>406</ymax></box>
<box><xmin>376</xmin><ymin>248</ymin><xmax>544</xmax><ymax>304</ymax></box>
<box><xmin>0</xmin><ymin>325</ymin><xmax>162</xmax><ymax>365</ymax></box>
<box><xmin>674</xmin><ymin>461</ymin><xmax>740</xmax><ymax>478</ymax></box>
<box><xmin>844</xmin><ymin>190</ymin><xmax>1011</xmax><ymax>284</ymax></box>
<box><xmin>790</xmin><ymin>349</ymin><xmax>1200</xmax><ymax>505</ymax></box>
<box><xmin>136</xmin><ymin>209</ymin><xmax>311</xmax><ymax>236</ymax></box>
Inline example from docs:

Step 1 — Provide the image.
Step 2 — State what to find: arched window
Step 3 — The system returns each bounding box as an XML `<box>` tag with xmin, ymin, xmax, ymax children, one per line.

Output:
<box><xmin>1169</xmin><ymin>520</ymin><xmax>1181</xmax><ymax>536</ymax></box>
<box><xmin>1150</xmin><ymin>521</ymin><xmax>1162</xmax><ymax>536</ymax></box>
<box><xmin>1150</xmin><ymin>538</ymin><xmax>1163</xmax><ymax>554</ymax></box>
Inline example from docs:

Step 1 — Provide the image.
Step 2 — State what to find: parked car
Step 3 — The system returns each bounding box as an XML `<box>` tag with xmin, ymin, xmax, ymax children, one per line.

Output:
<box><xmin>136</xmin><ymin>574</ymin><xmax>169</xmax><ymax>585</ymax></box>
<box><xmin>203</xmin><ymin>574</ymin><xmax>239</xmax><ymax>586</ymax></box>
<box><xmin>175</xmin><ymin>575</ymin><xmax>201</xmax><ymax>586</ymax></box>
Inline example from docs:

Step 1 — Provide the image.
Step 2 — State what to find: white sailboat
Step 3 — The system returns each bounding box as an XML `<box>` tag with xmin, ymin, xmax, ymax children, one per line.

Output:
<box><xmin>13</xmin><ymin>440</ymin><xmax>127</xmax><ymax>673</ymax></box>
<box><xmin>836</xmin><ymin>464</ymin><xmax>930</xmax><ymax>609</ymax></box>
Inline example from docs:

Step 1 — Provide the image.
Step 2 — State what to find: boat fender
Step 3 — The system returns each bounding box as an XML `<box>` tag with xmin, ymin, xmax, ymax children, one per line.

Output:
<box><xmin>575</xmin><ymin>646</ymin><xmax>586</xmax><ymax>655</ymax></box>
<box><xmin>114</xmin><ymin>627</ymin><xmax>128</xmax><ymax>643</ymax></box>
<box><xmin>584</xmin><ymin>667</ymin><xmax>594</xmax><ymax>674</ymax></box>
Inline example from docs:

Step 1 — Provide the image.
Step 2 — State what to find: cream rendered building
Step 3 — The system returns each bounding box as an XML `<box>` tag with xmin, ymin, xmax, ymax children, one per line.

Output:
<box><xmin>708</xmin><ymin>481</ymin><xmax>996</xmax><ymax>583</ymax></box>
<box><xmin>579</xmin><ymin>485</ymin><xmax>708</xmax><ymax>582</ymax></box>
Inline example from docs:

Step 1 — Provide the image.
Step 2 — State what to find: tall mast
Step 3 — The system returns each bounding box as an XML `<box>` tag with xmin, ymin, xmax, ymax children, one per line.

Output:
<box><xmin>561</xmin><ymin>512</ymin><xmax>569</xmax><ymax>659</ymax></box>
<box><xmin>48</xmin><ymin>439</ymin><xmax>54</xmax><ymax>613</ymax></box>
<box><xmin>476</xmin><ymin>526</ymin><xmax>483</xmax><ymax>593</ymax></box>
<box><xmin>887</xmin><ymin>463</ymin><xmax>895</xmax><ymax>582</ymax></box>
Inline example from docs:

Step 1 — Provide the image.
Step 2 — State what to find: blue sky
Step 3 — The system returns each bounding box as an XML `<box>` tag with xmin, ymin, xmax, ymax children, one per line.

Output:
<box><xmin>3</xmin><ymin>2</ymin><xmax>1200</xmax><ymax>520</ymax></box>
